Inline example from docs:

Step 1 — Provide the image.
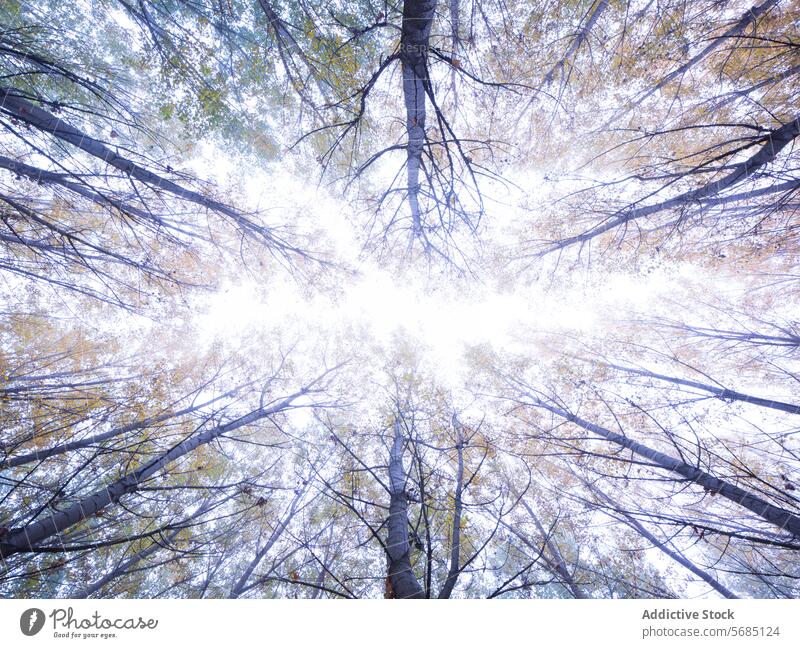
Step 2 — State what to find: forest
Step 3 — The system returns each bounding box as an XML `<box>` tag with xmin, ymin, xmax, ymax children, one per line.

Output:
<box><xmin>0</xmin><ymin>0</ymin><xmax>798</xmax><ymax>599</ymax></box>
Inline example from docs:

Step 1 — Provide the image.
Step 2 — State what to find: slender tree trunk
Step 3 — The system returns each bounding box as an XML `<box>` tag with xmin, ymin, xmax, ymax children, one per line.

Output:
<box><xmin>632</xmin><ymin>0</ymin><xmax>780</xmax><ymax>107</ymax></box>
<box><xmin>73</xmin><ymin>532</ymin><xmax>179</xmax><ymax>598</ymax></box>
<box><xmin>519</xmin><ymin>499</ymin><xmax>588</xmax><ymax>599</ymax></box>
<box><xmin>552</xmin><ymin>113</ymin><xmax>800</xmax><ymax>251</ymax></box>
<box><xmin>607</xmin><ymin>363</ymin><xmax>800</xmax><ymax>416</ymax></box>
<box><xmin>438</xmin><ymin>415</ymin><xmax>464</xmax><ymax>598</ymax></box>
<box><xmin>584</xmin><ymin>481</ymin><xmax>739</xmax><ymax>599</ymax></box>
<box><xmin>229</xmin><ymin>483</ymin><xmax>308</xmax><ymax>598</ymax></box>
<box><xmin>0</xmin><ymin>89</ymin><xmax>270</xmax><ymax>237</ymax></box>
<box><xmin>544</xmin><ymin>0</ymin><xmax>609</xmax><ymax>85</ymax></box>
<box><xmin>310</xmin><ymin>523</ymin><xmax>336</xmax><ymax>599</ymax></box>
<box><xmin>525</xmin><ymin>396</ymin><xmax>800</xmax><ymax>538</ymax></box>
<box><xmin>73</xmin><ymin>497</ymin><xmax>221</xmax><ymax>598</ymax></box>
<box><xmin>0</xmin><ymin>392</ymin><xmax>304</xmax><ymax>559</ymax></box>
<box><xmin>385</xmin><ymin>421</ymin><xmax>424</xmax><ymax>598</ymax></box>
<box><xmin>2</xmin><ymin>389</ymin><xmax>241</xmax><ymax>469</ymax></box>
<box><xmin>400</xmin><ymin>0</ymin><xmax>437</xmax><ymax>236</ymax></box>
<box><xmin>0</xmin><ymin>155</ymin><xmax>162</xmax><ymax>223</ymax></box>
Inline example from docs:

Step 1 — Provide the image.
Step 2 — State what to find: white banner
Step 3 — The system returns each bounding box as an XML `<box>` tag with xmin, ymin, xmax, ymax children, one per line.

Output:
<box><xmin>1</xmin><ymin>600</ymin><xmax>796</xmax><ymax>648</ymax></box>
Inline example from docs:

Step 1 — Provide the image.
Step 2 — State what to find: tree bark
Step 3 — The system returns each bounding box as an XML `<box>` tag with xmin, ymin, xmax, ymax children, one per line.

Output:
<box><xmin>0</xmin><ymin>391</ymin><xmax>304</xmax><ymax>559</ymax></box>
<box><xmin>607</xmin><ymin>363</ymin><xmax>800</xmax><ymax>416</ymax></box>
<box><xmin>584</xmin><ymin>480</ymin><xmax>739</xmax><ymax>599</ymax></box>
<box><xmin>400</xmin><ymin>0</ymin><xmax>437</xmax><ymax>236</ymax></box>
<box><xmin>524</xmin><ymin>396</ymin><xmax>800</xmax><ymax>538</ymax></box>
<box><xmin>385</xmin><ymin>420</ymin><xmax>424</xmax><ymax>598</ymax></box>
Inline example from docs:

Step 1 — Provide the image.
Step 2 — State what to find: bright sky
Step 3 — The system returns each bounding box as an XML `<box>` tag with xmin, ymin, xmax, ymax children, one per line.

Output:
<box><xmin>188</xmin><ymin>145</ymin><xmax>714</xmax><ymax>391</ymax></box>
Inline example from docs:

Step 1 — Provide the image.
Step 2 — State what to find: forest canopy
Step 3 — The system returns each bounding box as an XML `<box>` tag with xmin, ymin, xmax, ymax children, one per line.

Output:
<box><xmin>1</xmin><ymin>0</ymin><xmax>799</xmax><ymax>599</ymax></box>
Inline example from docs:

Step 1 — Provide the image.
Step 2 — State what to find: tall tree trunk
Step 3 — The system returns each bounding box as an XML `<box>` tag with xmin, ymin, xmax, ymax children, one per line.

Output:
<box><xmin>2</xmin><ymin>388</ymin><xmax>242</xmax><ymax>469</ymax></box>
<box><xmin>606</xmin><ymin>363</ymin><xmax>800</xmax><ymax>415</ymax></box>
<box><xmin>519</xmin><ymin>499</ymin><xmax>588</xmax><ymax>599</ymax></box>
<box><xmin>631</xmin><ymin>0</ymin><xmax>780</xmax><ymax>108</ymax></box>
<box><xmin>385</xmin><ymin>420</ymin><xmax>424</xmax><ymax>598</ymax></box>
<box><xmin>552</xmin><ymin>113</ymin><xmax>800</xmax><ymax>251</ymax></box>
<box><xmin>524</xmin><ymin>396</ymin><xmax>800</xmax><ymax>538</ymax></box>
<box><xmin>228</xmin><ymin>482</ymin><xmax>309</xmax><ymax>598</ymax></box>
<box><xmin>73</xmin><ymin>495</ymin><xmax>223</xmax><ymax>598</ymax></box>
<box><xmin>438</xmin><ymin>414</ymin><xmax>464</xmax><ymax>598</ymax></box>
<box><xmin>583</xmin><ymin>480</ymin><xmax>739</xmax><ymax>599</ymax></box>
<box><xmin>0</xmin><ymin>88</ymin><xmax>274</xmax><ymax>240</ymax></box>
<box><xmin>400</xmin><ymin>0</ymin><xmax>437</xmax><ymax>236</ymax></box>
<box><xmin>72</xmin><ymin>529</ymin><xmax>181</xmax><ymax>598</ymax></box>
<box><xmin>0</xmin><ymin>391</ymin><xmax>304</xmax><ymax>559</ymax></box>
<box><xmin>543</xmin><ymin>0</ymin><xmax>609</xmax><ymax>86</ymax></box>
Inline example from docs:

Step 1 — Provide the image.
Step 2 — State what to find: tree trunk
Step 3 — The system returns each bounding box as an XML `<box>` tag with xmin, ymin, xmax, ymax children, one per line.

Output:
<box><xmin>519</xmin><ymin>499</ymin><xmax>589</xmax><ymax>599</ymax></box>
<box><xmin>0</xmin><ymin>392</ymin><xmax>304</xmax><ymax>559</ymax></box>
<box><xmin>584</xmin><ymin>480</ymin><xmax>739</xmax><ymax>599</ymax></box>
<box><xmin>2</xmin><ymin>389</ymin><xmax>242</xmax><ymax>469</ymax></box>
<box><xmin>400</xmin><ymin>0</ymin><xmax>437</xmax><ymax>236</ymax></box>
<box><xmin>632</xmin><ymin>0</ymin><xmax>780</xmax><ymax>107</ymax></box>
<box><xmin>526</xmin><ymin>396</ymin><xmax>800</xmax><ymax>538</ymax></box>
<box><xmin>385</xmin><ymin>420</ymin><xmax>424</xmax><ymax>598</ymax></box>
<box><xmin>607</xmin><ymin>362</ymin><xmax>800</xmax><ymax>416</ymax></box>
<box><xmin>438</xmin><ymin>414</ymin><xmax>464</xmax><ymax>598</ymax></box>
<box><xmin>552</xmin><ymin>113</ymin><xmax>800</xmax><ymax>251</ymax></box>
<box><xmin>228</xmin><ymin>482</ymin><xmax>308</xmax><ymax>598</ymax></box>
<box><xmin>0</xmin><ymin>88</ymin><xmax>270</xmax><ymax>237</ymax></box>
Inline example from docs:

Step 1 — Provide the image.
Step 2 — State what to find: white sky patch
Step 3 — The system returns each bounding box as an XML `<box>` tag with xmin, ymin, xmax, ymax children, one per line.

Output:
<box><xmin>180</xmin><ymin>138</ymin><xmax>714</xmax><ymax>388</ymax></box>
<box><xmin>170</xmin><ymin>136</ymin><xmax>761</xmax><ymax>412</ymax></box>
<box><xmin>193</xmin><ymin>252</ymin><xmax>693</xmax><ymax>391</ymax></box>
<box><xmin>183</xmin><ymin>142</ymin><xmax>364</xmax><ymax>264</ymax></box>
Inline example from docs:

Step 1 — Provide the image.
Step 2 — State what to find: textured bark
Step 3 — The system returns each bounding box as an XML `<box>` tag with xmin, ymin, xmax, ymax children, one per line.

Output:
<box><xmin>526</xmin><ymin>397</ymin><xmax>800</xmax><ymax>538</ymax></box>
<box><xmin>449</xmin><ymin>0</ymin><xmax>460</xmax><ymax>49</ymax></box>
<box><xmin>0</xmin><ymin>392</ymin><xmax>303</xmax><ymax>559</ymax></box>
<box><xmin>385</xmin><ymin>421</ymin><xmax>424</xmax><ymax>598</ymax></box>
<box><xmin>400</xmin><ymin>0</ymin><xmax>437</xmax><ymax>235</ymax></box>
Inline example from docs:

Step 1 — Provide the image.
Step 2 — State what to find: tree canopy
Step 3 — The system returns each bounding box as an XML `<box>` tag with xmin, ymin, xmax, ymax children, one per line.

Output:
<box><xmin>1</xmin><ymin>0</ymin><xmax>799</xmax><ymax>599</ymax></box>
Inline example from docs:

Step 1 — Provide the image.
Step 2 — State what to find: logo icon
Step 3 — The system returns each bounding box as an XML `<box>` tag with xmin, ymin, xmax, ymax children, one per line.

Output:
<box><xmin>20</xmin><ymin>608</ymin><xmax>45</xmax><ymax>636</ymax></box>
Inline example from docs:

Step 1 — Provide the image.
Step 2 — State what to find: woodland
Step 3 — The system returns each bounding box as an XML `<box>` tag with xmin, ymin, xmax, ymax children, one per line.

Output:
<box><xmin>0</xmin><ymin>0</ymin><xmax>799</xmax><ymax>599</ymax></box>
